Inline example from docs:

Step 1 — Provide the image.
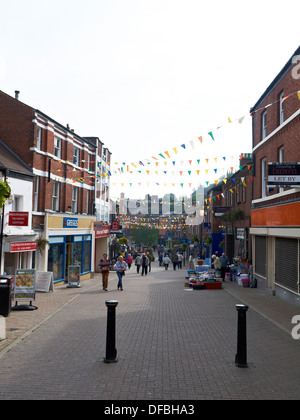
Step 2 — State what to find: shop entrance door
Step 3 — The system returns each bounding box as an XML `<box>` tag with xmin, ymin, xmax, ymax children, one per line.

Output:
<box><xmin>65</xmin><ymin>242</ymin><xmax>74</xmax><ymax>281</ymax></box>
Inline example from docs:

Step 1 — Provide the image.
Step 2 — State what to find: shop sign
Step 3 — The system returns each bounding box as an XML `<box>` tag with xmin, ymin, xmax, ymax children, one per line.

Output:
<box><xmin>35</xmin><ymin>272</ymin><xmax>54</xmax><ymax>293</ymax></box>
<box><xmin>214</xmin><ymin>207</ymin><xmax>230</xmax><ymax>217</ymax></box>
<box><xmin>68</xmin><ymin>265</ymin><xmax>81</xmax><ymax>286</ymax></box>
<box><xmin>8</xmin><ymin>211</ymin><xmax>29</xmax><ymax>226</ymax></box>
<box><xmin>63</xmin><ymin>217</ymin><xmax>78</xmax><ymax>228</ymax></box>
<box><xmin>236</xmin><ymin>228</ymin><xmax>245</xmax><ymax>240</ymax></box>
<box><xmin>95</xmin><ymin>226</ymin><xmax>111</xmax><ymax>238</ymax></box>
<box><xmin>10</xmin><ymin>242</ymin><xmax>37</xmax><ymax>253</ymax></box>
<box><xmin>268</xmin><ymin>162</ymin><xmax>300</xmax><ymax>188</ymax></box>
<box><xmin>14</xmin><ymin>269</ymin><xmax>36</xmax><ymax>301</ymax></box>
<box><xmin>111</xmin><ymin>221</ymin><xmax>120</xmax><ymax>232</ymax></box>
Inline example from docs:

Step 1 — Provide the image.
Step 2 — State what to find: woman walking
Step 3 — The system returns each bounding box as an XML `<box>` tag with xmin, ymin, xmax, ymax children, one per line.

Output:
<box><xmin>115</xmin><ymin>256</ymin><xmax>128</xmax><ymax>291</ymax></box>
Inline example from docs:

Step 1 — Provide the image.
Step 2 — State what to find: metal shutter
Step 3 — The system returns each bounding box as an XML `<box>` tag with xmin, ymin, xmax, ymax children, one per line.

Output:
<box><xmin>255</xmin><ymin>236</ymin><xmax>266</xmax><ymax>277</ymax></box>
<box><xmin>275</xmin><ymin>238</ymin><xmax>299</xmax><ymax>293</ymax></box>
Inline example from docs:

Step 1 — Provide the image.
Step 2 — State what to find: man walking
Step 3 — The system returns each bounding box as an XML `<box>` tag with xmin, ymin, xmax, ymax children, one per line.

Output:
<box><xmin>141</xmin><ymin>253</ymin><xmax>149</xmax><ymax>276</ymax></box>
<box><xmin>220</xmin><ymin>252</ymin><xmax>229</xmax><ymax>282</ymax></box>
<box><xmin>99</xmin><ymin>253</ymin><xmax>111</xmax><ymax>291</ymax></box>
<box><xmin>171</xmin><ymin>252</ymin><xmax>178</xmax><ymax>270</ymax></box>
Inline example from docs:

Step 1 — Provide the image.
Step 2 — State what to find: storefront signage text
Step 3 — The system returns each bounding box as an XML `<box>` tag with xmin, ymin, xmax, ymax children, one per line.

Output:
<box><xmin>268</xmin><ymin>162</ymin><xmax>300</xmax><ymax>188</ymax></box>
<box><xmin>10</xmin><ymin>242</ymin><xmax>37</xmax><ymax>252</ymax></box>
<box><xmin>63</xmin><ymin>217</ymin><xmax>78</xmax><ymax>228</ymax></box>
<box><xmin>8</xmin><ymin>211</ymin><xmax>29</xmax><ymax>226</ymax></box>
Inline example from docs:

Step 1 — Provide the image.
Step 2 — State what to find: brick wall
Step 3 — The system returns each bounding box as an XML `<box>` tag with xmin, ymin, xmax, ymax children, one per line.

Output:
<box><xmin>251</xmin><ymin>51</ymin><xmax>300</xmax><ymax>202</ymax></box>
<box><xmin>0</xmin><ymin>90</ymin><xmax>35</xmax><ymax>166</ymax></box>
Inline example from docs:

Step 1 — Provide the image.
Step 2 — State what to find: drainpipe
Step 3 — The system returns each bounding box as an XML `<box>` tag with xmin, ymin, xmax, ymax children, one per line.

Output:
<box><xmin>0</xmin><ymin>169</ymin><xmax>7</xmax><ymax>274</ymax></box>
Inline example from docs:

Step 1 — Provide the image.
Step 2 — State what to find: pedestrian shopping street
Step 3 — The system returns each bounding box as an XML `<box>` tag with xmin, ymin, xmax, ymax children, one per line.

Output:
<box><xmin>0</xmin><ymin>260</ymin><xmax>299</xmax><ymax>400</ymax></box>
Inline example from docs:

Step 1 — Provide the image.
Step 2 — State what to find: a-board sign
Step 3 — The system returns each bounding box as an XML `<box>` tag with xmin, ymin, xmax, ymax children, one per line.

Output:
<box><xmin>36</xmin><ymin>272</ymin><xmax>54</xmax><ymax>293</ymax></box>
<box><xmin>14</xmin><ymin>269</ymin><xmax>36</xmax><ymax>301</ymax></box>
<box><xmin>68</xmin><ymin>265</ymin><xmax>80</xmax><ymax>285</ymax></box>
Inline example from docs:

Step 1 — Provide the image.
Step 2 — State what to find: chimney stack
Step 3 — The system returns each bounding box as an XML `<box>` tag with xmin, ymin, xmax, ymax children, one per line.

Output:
<box><xmin>15</xmin><ymin>90</ymin><xmax>20</xmax><ymax>100</ymax></box>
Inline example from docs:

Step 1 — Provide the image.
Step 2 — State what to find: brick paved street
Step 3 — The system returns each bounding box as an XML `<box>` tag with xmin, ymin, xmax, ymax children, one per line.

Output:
<box><xmin>0</xmin><ymin>261</ymin><xmax>300</xmax><ymax>400</ymax></box>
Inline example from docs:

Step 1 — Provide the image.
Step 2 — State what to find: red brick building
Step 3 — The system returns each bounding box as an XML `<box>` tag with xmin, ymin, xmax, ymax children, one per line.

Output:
<box><xmin>203</xmin><ymin>154</ymin><xmax>252</xmax><ymax>260</ymax></box>
<box><xmin>250</xmin><ymin>46</ymin><xmax>300</xmax><ymax>304</ymax></box>
<box><xmin>0</xmin><ymin>89</ymin><xmax>112</xmax><ymax>282</ymax></box>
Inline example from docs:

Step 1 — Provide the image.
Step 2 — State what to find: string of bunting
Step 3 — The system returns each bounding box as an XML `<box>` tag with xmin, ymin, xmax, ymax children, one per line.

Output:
<box><xmin>112</xmin><ymin>89</ymin><xmax>300</xmax><ymax>167</ymax></box>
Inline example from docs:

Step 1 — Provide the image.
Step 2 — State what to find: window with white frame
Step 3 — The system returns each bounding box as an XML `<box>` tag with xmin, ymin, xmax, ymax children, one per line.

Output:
<box><xmin>34</xmin><ymin>177</ymin><xmax>39</xmax><ymax>211</ymax></box>
<box><xmin>261</xmin><ymin>157</ymin><xmax>267</xmax><ymax>198</ymax></box>
<box><xmin>262</xmin><ymin>110</ymin><xmax>267</xmax><ymax>140</ymax></box>
<box><xmin>73</xmin><ymin>146</ymin><xmax>80</xmax><ymax>165</ymax></box>
<box><xmin>52</xmin><ymin>182</ymin><xmax>60</xmax><ymax>211</ymax></box>
<box><xmin>72</xmin><ymin>187</ymin><xmax>78</xmax><ymax>213</ymax></box>
<box><xmin>279</xmin><ymin>91</ymin><xmax>285</xmax><ymax>125</ymax></box>
<box><xmin>279</xmin><ymin>146</ymin><xmax>284</xmax><ymax>192</ymax></box>
<box><xmin>54</xmin><ymin>137</ymin><xmax>61</xmax><ymax>159</ymax></box>
<box><xmin>12</xmin><ymin>195</ymin><xmax>22</xmax><ymax>211</ymax></box>
<box><xmin>37</xmin><ymin>127</ymin><xmax>41</xmax><ymax>150</ymax></box>
<box><xmin>86</xmin><ymin>189</ymin><xmax>89</xmax><ymax>214</ymax></box>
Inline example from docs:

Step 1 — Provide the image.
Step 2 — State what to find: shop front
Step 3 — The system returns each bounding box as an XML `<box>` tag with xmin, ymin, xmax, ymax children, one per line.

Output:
<box><xmin>94</xmin><ymin>223</ymin><xmax>110</xmax><ymax>273</ymax></box>
<box><xmin>45</xmin><ymin>213</ymin><xmax>95</xmax><ymax>284</ymax></box>
<box><xmin>2</xmin><ymin>239</ymin><xmax>37</xmax><ymax>275</ymax></box>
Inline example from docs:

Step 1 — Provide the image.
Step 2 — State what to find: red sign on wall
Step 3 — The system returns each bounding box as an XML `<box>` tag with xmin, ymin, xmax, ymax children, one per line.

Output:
<box><xmin>110</xmin><ymin>221</ymin><xmax>120</xmax><ymax>232</ymax></box>
<box><xmin>10</xmin><ymin>242</ymin><xmax>37</xmax><ymax>253</ymax></box>
<box><xmin>95</xmin><ymin>227</ymin><xmax>111</xmax><ymax>238</ymax></box>
<box><xmin>8</xmin><ymin>212</ymin><xmax>29</xmax><ymax>226</ymax></box>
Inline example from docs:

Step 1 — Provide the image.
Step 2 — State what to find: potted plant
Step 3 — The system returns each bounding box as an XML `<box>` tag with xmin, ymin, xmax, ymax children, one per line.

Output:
<box><xmin>36</xmin><ymin>237</ymin><xmax>49</xmax><ymax>253</ymax></box>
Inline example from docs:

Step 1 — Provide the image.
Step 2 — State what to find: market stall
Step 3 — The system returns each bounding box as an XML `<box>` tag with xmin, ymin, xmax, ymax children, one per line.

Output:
<box><xmin>185</xmin><ymin>261</ymin><xmax>222</xmax><ymax>290</ymax></box>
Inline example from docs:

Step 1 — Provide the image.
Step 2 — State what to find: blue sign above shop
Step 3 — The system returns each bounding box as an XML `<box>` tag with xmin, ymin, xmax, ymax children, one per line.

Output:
<box><xmin>63</xmin><ymin>217</ymin><xmax>78</xmax><ymax>228</ymax></box>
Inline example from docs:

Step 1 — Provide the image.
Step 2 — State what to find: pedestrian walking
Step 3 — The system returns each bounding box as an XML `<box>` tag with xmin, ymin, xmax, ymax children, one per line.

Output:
<box><xmin>163</xmin><ymin>255</ymin><xmax>171</xmax><ymax>270</ymax></box>
<box><xmin>146</xmin><ymin>252</ymin><xmax>152</xmax><ymax>273</ymax></box>
<box><xmin>177</xmin><ymin>253</ymin><xmax>183</xmax><ymax>269</ymax></box>
<box><xmin>126</xmin><ymin>253</ymin><xmax>133</xmax><ymax>269</ymax></box>
<box><xmin>115</xmin><ymin>256</ymin><xmax>128</xmax><ymax>291</ymax></box>
<box><xmin>158</xmin><ymin>253</ymin><xmax>163</xmax><ymax>266</ymax></box>
<box><xmin>141</xmin><ymin>253</ymin><xmax>149</xmax><ymax>276</ymax></box>
<box><xmin>99</xmin><ymin>253</ymin><xmax>111</xmax><ymax>291</ymax></box>
<box><xmin>220</xmin><ymin>252</ymin><xmax>229</xmax><ymax>282</ymax></box>
<box><xmin>135</xmin><ymin>253</ymin><xmax>142</xmax><ymax>273</ymax></box>
<box><xmin>189</xmin><ymin>255</ymin><xmax>193</xmax><ymax>269</ymax></box>
<box><xmin>171</xmin><ymin>251</ymin><xmax>178</xmax><ymax>270</ymax></box>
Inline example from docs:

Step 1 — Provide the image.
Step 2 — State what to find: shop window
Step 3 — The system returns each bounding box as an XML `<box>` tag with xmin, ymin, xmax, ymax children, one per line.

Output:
<box><xmin>82</xmin><ymin>240</ymin><xmax>91</xmax><ymax>273</ymax></box>
<box><xmin>74</xmin><ymin>240</ymin><xmax>83</xmax><ymax>268</ymax></box>
<box><xmin>48</xmin><ymin>237</ymin><xmax>65</xmax><ymax>283</ymax></box>
<box><xmin>73</xmin><ymin>235</ymin><xmax>91</xmax><ymax>274</ymax></box>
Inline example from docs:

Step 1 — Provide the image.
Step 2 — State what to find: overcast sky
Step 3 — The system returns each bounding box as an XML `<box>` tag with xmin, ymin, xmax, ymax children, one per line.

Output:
<box><xmin>0</xmin><ymin>0</ymin><xmax>299</xmax><ymax>197</ymax></box>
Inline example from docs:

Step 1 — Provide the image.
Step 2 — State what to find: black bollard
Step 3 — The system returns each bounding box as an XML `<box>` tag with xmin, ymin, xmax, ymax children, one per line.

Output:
<box><xmin>235</xmin><ymin>304</ymin><xmax>249</xmax><ymax>368</ymax></box>
<box><xmin>104</xmin><ymin>300</ymin><xmax>118</xmax><ymax>363</ymax></box>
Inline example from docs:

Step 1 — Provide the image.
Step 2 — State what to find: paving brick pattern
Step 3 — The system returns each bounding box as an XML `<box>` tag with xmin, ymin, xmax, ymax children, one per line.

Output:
<box><xmin>0</xmin><ymin>261</ymin><xmax>299</xmax><ymax>400</ymax></box>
